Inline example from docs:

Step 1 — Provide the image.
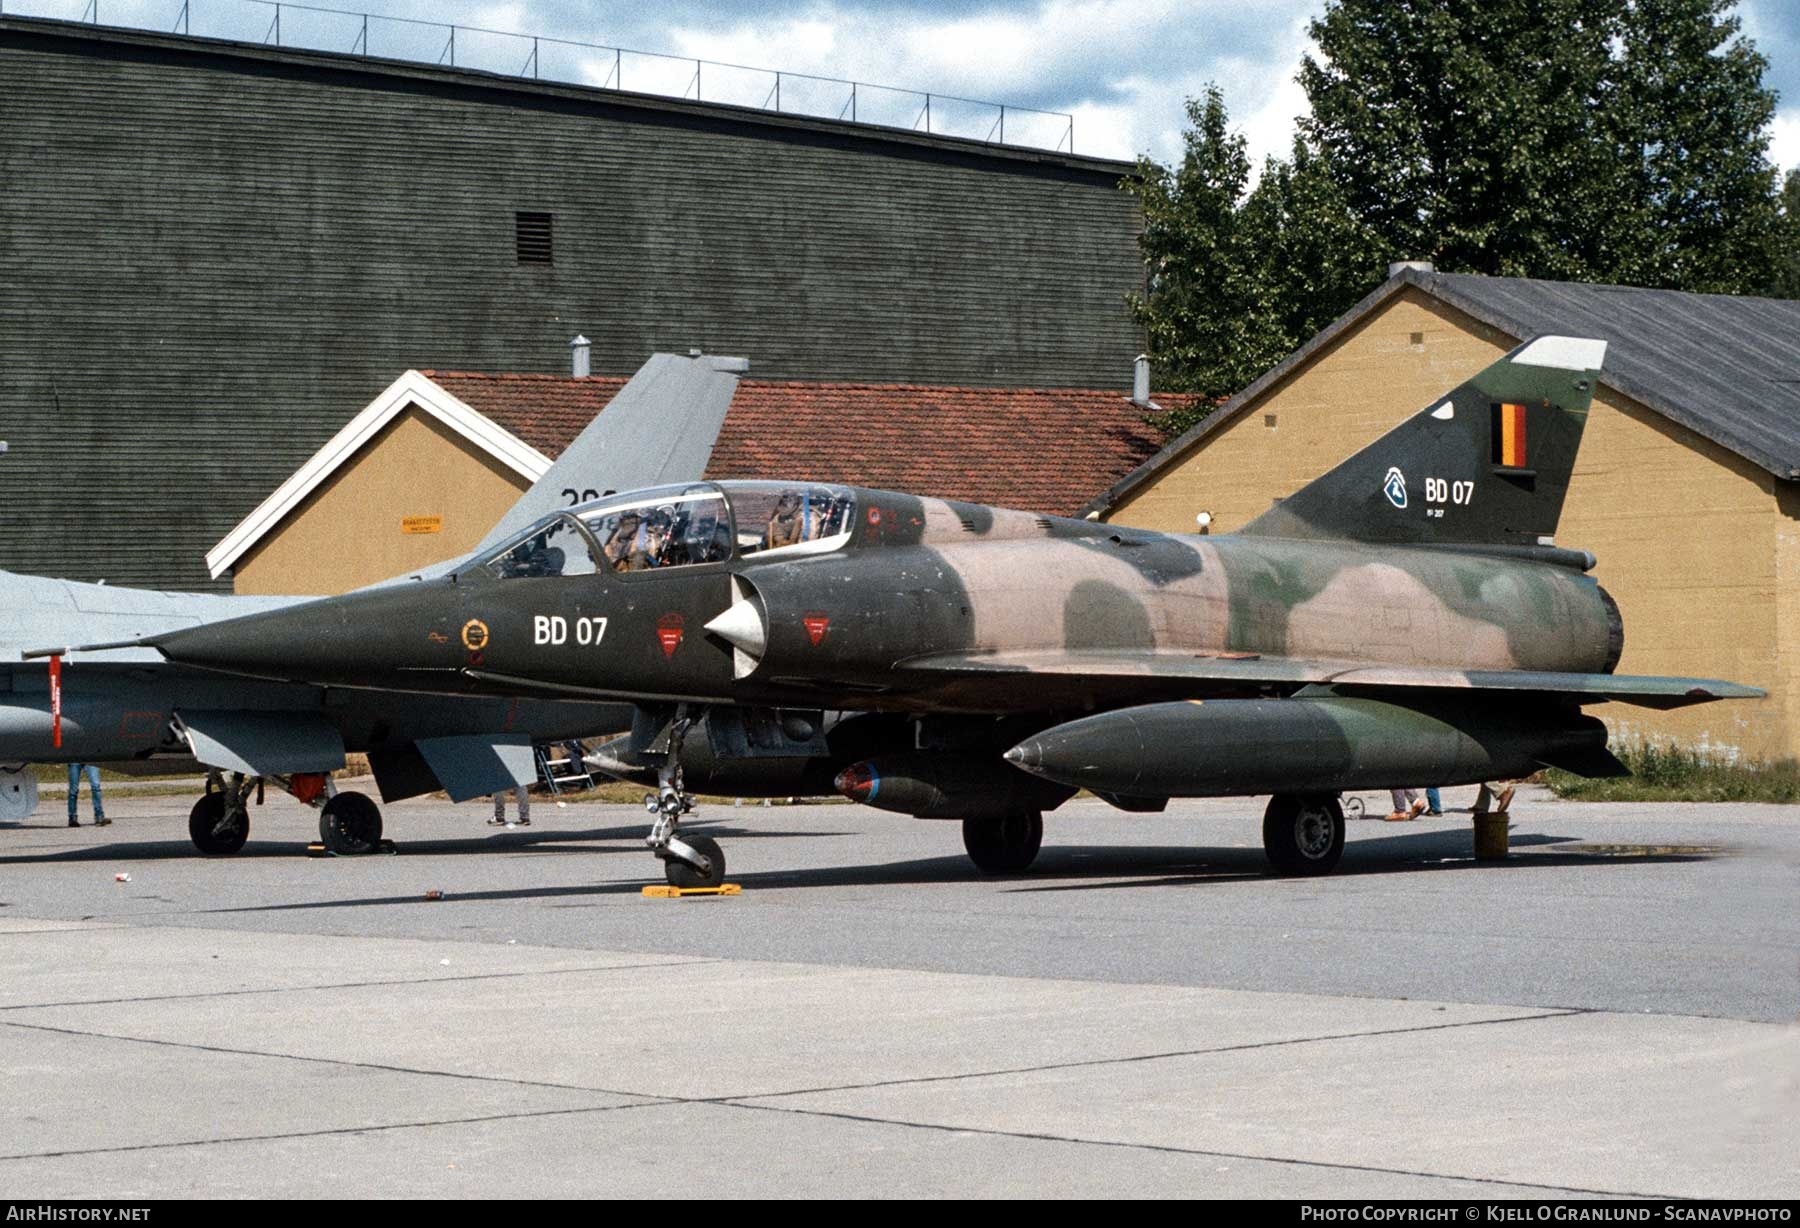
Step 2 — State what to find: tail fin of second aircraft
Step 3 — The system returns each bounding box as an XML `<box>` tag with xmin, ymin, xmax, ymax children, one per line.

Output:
<box><xmin>1239</xmin><ymin>336</ymin><xmax>1606</xmax><ymax>550</ymax></box>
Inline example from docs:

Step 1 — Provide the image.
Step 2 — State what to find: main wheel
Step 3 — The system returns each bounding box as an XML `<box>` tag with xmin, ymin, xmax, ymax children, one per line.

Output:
<box><xmin>1263</xmin><ymin>793</ymin><xmax>1345</xmax><ymax>876</ymax></box>
<box><xmin>319</xmin><ymin>791</ymin><xmax>383</xmax><ymax>856</ymax></box>
<box><xmin>962</xmin><ymin>810</ymin><xmax>1043</xmax><ymax>875</ymax></box>
<box><xmin>664</xmin><ymin>835</ymin><xmax>726</xmax><ymax>888</ymax></box>
<box><xmin>188</xmin><ymin>792</ymin><xmax>249</xmax><ymax>855</ymax></box>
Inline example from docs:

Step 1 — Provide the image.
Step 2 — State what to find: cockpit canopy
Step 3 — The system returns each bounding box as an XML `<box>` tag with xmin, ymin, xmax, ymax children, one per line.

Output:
<box><xmin>479</xmin><ymin>481</ymin><xmax>857</xmax><ymax>580</ymax></box>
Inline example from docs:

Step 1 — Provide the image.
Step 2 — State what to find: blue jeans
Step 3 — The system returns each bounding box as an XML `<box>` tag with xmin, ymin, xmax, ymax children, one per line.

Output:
<box><xmin>67</xmin><ymin>763</ymin><xmax>102</xmax><ymax>819</ymax></box>
<box><xmin>1426</xmin><ymin>788</ymin><xmax>1442</xmax><ymax>813</ymax></box>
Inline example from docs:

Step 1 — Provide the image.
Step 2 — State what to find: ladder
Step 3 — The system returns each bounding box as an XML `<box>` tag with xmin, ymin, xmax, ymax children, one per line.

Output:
<box><xmin>534</xmin><ymin>742</ymin><xmax>595</xmax><ymax>796</ymax></box>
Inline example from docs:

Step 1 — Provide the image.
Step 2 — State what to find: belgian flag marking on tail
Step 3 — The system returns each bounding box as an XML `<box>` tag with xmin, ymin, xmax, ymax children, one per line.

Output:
<box><xmin>1491</xmin><ymin>402</ymin><xmax>1528</xmax><ymax>469</ymax></box>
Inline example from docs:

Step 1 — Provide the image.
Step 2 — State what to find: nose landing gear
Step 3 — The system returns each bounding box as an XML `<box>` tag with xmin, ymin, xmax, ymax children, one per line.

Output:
<box><xmin>642</xmin><ymin>706</ymin><xmax>727</xmax><ymax>888</ymax></box>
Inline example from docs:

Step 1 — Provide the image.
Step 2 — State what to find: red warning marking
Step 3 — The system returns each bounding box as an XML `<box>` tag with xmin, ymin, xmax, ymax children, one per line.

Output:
<box><xmin>657</xmin><ymin>612</ymin><xmax>686</xmax><ymax>657</ymax></box>
<box><xmin>803</xmin><ymin>614</ymin><xmax>831</xmax><ymax>646</ymax></box>
<box><xmin>867</xmin><ymin>507</ymin><xmax>882</xmax><ymax>525</ymax></box>
<box><xmin>49</xmin><ymin>654</ymin><xmax>62</xmax><ymax>750</ymax></box>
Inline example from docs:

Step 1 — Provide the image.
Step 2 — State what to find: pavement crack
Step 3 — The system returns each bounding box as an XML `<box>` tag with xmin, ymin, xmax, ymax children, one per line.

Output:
<box><xmin>730</xmin><ymin>1007</ymin><xmax>1591</xmax><ymax>1102</ymax></box>
<box><xmin>720</xmin><ymin>1099</ymin><xmax>1685</xmax><ymax>1200</ymax></box>
<box><xmin>0</xmin><ymin>958</ymin><xmax>720</xmax><ymax>1013</ymax></box>
<box><xmin>0</xmin><ymin>1101</ymin><xmax>664</xmax><ymax>1164</ymax></box>
<box><xmin>0</xmin><ymin>1017</ymin><xmax>671</xmax><ymax>1104</ymax></box>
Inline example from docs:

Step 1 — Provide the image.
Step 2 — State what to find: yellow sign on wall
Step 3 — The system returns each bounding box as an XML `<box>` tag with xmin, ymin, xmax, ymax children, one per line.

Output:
<box><xmin>401</xmin><ymin>516</ymin><xmax>444</xmax><ymax>535</ymax></box>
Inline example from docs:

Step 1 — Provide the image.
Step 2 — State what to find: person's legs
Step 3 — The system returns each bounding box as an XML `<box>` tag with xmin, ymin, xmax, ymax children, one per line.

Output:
<box><xmin>1387</xmin><ymin>787</ymin><xmax>1419</xmax><ymax>821</ymax></box>
<box><xmin>516</xmin><ymin>784</ymin><xmax>531</xmax><ymax>826</ymax></box>
<box><xmin>67</xmin><ymin>764</ymin><xmax>80</xmax><ymax>826</ymax></box>
<box><xmin>1425</xmin><ymin>787</ymin><xmax>1442</xmax><ymax>815</ymax></box>
<box><xmin>84</xmin><ymin>764</ymin><xmax>107</xmax><ymax>825</ymax></box>
<box><xmin>490</xmin><ymin>791</ymin><xmax>507</xmax><ymax>824</ymax></box>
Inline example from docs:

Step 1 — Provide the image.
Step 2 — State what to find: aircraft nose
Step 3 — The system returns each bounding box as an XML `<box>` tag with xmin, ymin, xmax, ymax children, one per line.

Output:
<box><xmin>150</xmin><ymin>588</ymin><xmax>431</xmax><ymax>684</ymax></box>
<box><xmin>1003</xmin><ymin>741</ymin><xmax>1042</xmax><ymax>770</ymax></box>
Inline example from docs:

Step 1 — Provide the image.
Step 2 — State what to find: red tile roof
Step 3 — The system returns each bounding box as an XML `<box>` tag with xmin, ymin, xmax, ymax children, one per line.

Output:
<box><xmin>422</xmin><ymin>371</ymin><xmax>1197</xmax><ymax>516</ymax></box>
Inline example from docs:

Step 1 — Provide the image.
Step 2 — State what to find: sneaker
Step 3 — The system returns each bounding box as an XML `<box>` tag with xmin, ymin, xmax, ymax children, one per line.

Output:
<box><xmin>1425</xmin><ymin>809</ymin><xmax>1443</xmax><ymax>817</ymax></box>
<box><xmin>1408</xmin><ymin>798</ymin><xmax>1428</xmax><ymax>818</ymax></box>
<box><xmin>1383</xmin><ymin>811</ymin><xmax>1413</xmax><ymax>822</ymax></box>
<box><xmin>1495</xmin><ymin>785</ymin><xmax>1516</xmax><ymax>813</ymax></box>
<box><xmin>94</xmin><ymin>815</ymin><xmax>111</xmax><ymax>827</ymax></box>
<box><xmin>67</xmin><ymin>817</ymin><xmax>79</xmax><ymax>827</ymax></box>
<box><xmin>488</xmin><ymin>816</ymin><xmax>510</xmax><ymax>826</ymax></box>
<box><xmin>515</xmin><ymin>817</ymin><xmax>531</xmax><ymax>827</ymax></box>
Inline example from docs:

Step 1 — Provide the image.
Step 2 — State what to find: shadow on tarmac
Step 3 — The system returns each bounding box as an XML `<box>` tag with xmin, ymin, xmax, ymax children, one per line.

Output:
<box><xmin>185</xmin><ymin>828</ymin><xmax>1724</xmax><ymax>917</ymax></box>
<box><xmin>0</xmin><ymin>818</ymin><xmax>846</xmax><ymax>866</ymax></box>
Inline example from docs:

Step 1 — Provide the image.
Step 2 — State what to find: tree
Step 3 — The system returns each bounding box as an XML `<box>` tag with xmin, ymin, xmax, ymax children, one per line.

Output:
<box><xmin>1122</xmin><ymin>87</ymin><xmax>1287</xmax><ymax>426</ymax></box>
<box><xmin>1767</xmin><ymin>170</ymin><xmax>1800</xmax><ymax>299</ymax></box>
<box><xmin>1125</xmin><ymin>2</ymin><xmax>1793</xmax><ymax>438</ymax></box>
<box><xmin>1299</xmin><ymin>0</ymin><xmax>1783</xmax><ymax>291</ymax></box>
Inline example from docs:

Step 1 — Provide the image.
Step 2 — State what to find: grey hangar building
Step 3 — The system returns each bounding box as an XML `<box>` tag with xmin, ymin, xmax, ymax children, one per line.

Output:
<box><xmin>0</xmin><ymin>14</ymin><xmax>1145</xmax><ymax>591</ymax></box>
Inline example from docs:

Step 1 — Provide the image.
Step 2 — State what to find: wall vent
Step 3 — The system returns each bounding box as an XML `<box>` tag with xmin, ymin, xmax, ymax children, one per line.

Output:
<box><xmin>515</xmin><ymin>212</ymin><xmax>554</xmax><ymax>264</ymax></box>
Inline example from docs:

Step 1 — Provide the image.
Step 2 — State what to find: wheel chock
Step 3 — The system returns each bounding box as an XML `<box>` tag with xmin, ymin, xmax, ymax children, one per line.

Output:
<box><xmin>305</xmin><ymin>839</ymin><xmax>399</xmax><ymax>858</ymax></box>
<box><xmin>641</xmin><ymin>883</ymin><xmax>742</xmax><ymax>899</ymax></box>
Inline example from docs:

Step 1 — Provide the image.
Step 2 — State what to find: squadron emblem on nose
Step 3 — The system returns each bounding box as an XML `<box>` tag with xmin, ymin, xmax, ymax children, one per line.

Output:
<box><xmin>461</xmin><ymin>619</ymin><xmax>491</xmax><ymax>652</ymax></box>
<box><xmin>1383</xmin><ymin>466</ymin><xmax>1408</xmax><ymax>509</ymax></box>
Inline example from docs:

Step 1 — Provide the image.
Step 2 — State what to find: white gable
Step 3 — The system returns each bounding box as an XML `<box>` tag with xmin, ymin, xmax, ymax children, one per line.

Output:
<box><xmin>205</xmin><ymin>371</ymin><xmax>552</xmax><ymax>578</ymax></box>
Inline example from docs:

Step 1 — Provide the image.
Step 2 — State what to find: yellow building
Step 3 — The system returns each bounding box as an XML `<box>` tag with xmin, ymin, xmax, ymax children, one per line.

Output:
<box><xmin>1087</xmin><ymin>268</ymin><xmax>1800</xmax><ymax>763</ymax></box>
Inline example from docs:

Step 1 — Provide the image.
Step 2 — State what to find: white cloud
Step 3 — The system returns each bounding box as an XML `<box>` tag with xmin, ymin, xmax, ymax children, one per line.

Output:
<box><xmin>662</xmin><ymin>1</ymin><xmax>1315</xmax><ymax>164</ymax></box>
<box><xmin>1769</xmin><ymin>109</ymin><xmax>1800</xmax><ymax>175</ymax></box>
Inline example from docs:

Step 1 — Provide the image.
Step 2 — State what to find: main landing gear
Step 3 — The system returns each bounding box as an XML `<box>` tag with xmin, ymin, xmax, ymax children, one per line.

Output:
<box><xmin>962</xmin><ymin>811</ymin><xmax>1044</xmax><ymax>875</ymax></box>
<box><xmin>1262</xmin><ymin>793</ymin><xmax>1345</xmax><ymax>876</ymax></box>
<box><xmin>643</xmin><ymin>706</ymin><xmax>727</xmax><ymax>888</ymax></box>
<box><xmin>184</xmin><ymin>770</ymin><xmax>384</xmax><ymax>856</ymax></box>
<box><xmin>188</xmin><ymin>774</ymin><xmax>253</xmax><ymax>855</ymax></box>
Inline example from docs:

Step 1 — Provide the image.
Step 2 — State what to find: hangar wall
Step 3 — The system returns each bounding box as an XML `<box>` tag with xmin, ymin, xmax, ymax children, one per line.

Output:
<box><xmin>1108</xmin><ymin>288</ymin><xmax>1796</xmax><ymax>762</ymax></box>
<box><xmin>0</xmin><ymin>18</ymin><xmax>1142</xmax><ymax>591</ymax></box>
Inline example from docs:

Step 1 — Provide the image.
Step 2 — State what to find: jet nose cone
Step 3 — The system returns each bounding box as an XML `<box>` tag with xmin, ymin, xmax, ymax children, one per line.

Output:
<box><xmin>1004</xmin><ymin>741</ymin><xmax>1041</xmax><ymax>770</ymax></box>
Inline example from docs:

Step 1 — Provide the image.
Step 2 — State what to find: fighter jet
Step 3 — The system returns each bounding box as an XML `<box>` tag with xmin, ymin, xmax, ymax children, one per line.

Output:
<box><xmin>2</xmin><ymin>352</ymin><xmax>742</xmax><ymax>854</ymax></box>
<box><xmin>74</xmin><ymin>337</ymin><xmax>1761</xmax><ymax>883</ymax></box>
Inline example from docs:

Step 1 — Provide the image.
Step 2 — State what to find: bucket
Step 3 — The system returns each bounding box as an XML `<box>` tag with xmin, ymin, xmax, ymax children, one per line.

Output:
<box><xmin>1473</xmin><ymin>812</ymin><xmax>1510</xmax><ymax>860</ymax></box>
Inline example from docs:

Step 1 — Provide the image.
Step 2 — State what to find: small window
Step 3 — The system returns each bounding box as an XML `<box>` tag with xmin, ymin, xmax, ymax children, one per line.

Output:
<box><xmin>515</xmin><ymin>212</ymin><xmax>554</xmax><ymax>264</ymax></box>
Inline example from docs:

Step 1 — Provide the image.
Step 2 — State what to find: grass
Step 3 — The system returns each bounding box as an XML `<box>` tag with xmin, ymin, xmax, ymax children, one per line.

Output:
<box><xmin>1545</xmin><ymin>742</ymin><xmax>1800</xmax><ymax>803</ymax></box>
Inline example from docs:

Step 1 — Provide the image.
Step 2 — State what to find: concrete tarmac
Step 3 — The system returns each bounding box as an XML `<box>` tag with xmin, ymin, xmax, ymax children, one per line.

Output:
<box><xmin>0</xmin><ymin>785</ymin><xmax>1794</xmax><ymax>1198</ymax></box>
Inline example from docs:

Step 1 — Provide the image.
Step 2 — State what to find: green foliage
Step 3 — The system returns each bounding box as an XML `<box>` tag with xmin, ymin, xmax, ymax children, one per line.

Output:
<box><xmin>1545</xmin><ymin>742</ymin><xmax>1800</xmax><ymax>802</ymax></box>
<box><xmin>1766</xmin><ymin>170</ymin><xmax>1800</xmax><ymax>299</ymax></box>
<box><xmin>1301</xmin><ymin>0</ymin><xmax>1783</xmax><ymax>290</ymax></box>
<box><xmin>1125</xmin><ymin>1</ymin><xmax>1796</xmax><ymax>429</ymax></box>
<box><xmin>1122</xmin><ymin>88</ymin><xmax>1287</xmax><ymax>430</ymax></box>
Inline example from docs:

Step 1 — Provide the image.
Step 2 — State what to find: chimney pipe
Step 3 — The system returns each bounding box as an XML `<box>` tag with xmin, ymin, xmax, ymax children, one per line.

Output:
<box><xmin>1131</xmin><ymin>353</ymin><xmax>1150</xmax><ymax>406</ymax></box>
<box><xmin>1387</xmin><ymin>260</ymin><xmax>1435</xmax><ymax>279</ymax></box>
<box><xmin>569</xmin><ymin>334</ymin><xmax>591</xmax><ymax>378</ymax></box>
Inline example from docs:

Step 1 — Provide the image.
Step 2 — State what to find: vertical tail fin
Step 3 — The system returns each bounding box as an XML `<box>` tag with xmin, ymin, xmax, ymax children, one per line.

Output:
<box><xmin>1240</xmin><ymin>336</ymin><xmax>1606</xmax><ymax>547</ymax></box>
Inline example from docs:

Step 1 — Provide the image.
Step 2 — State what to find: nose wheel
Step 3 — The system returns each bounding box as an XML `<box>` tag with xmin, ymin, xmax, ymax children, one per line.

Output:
<box><xmin>642</xmin><ymin>706</ymin><xmax>725</xmax><ymax>885</ymax></box>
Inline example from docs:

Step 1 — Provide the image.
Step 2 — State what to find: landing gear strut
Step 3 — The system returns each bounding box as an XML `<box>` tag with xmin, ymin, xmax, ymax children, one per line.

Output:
<box><xmin>1262</xmin><ymin>793</ymin><xmax>1345</xmax><ymax>876</ymax></box>
<box><xmin>188</xmin><ymin>772</ymin><xmax>252</xmax><ymax>855</ymax></box>
<box><xmin>643</xmin><ymin>706</ymin><xmax>726</xmax><ymax>887</ymax></box>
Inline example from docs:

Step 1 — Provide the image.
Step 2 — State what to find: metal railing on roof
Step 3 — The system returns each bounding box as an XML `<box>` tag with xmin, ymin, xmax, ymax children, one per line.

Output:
<box><xmin>1</xmin><ymin>0</ymin><xmax>1078</xmax><ymax>154</ymax></box>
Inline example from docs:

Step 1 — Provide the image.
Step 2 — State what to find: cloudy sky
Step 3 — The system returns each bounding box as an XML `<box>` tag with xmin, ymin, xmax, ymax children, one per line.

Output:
<box><xmin>56</xmin><ymin>0</ymin><xmax>1800</xmax><ymax>169</ymax></box>
<box><xmin>419</xmin><ymin>0</ymin><xmax>1800</xmax><ymax>170</ymax></box>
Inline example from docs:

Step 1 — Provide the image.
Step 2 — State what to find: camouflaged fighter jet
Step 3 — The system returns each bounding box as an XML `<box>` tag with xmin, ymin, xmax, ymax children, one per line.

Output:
<box><xmin>4</xmin><ymin>352</ymin><xmax>745</xmax><ymax>853</ymax></box>
<box><xmin>67</xmin><ymin>337</ymin><xmax>1761</xmax><ymax>884</ymax></box>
